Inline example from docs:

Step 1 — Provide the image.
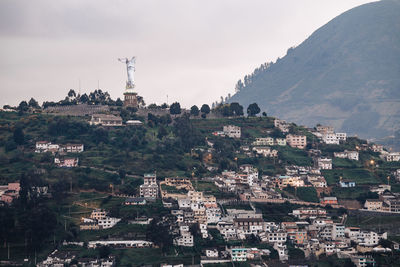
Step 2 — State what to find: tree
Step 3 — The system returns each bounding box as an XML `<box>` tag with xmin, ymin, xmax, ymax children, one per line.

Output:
<box><xmin>118</xmin><ymin>169</ymin><xmax>126</xmax><ymax>180</ymax></box>
<box><xmin>79</xmin><ymin>93</ymin><xmax>89</xmax><ymax>103</ymax></box>
<box><xmin>17</xmin><ymin>101</ymin><xmax>29</xmax><ymax>113</ymax></box>
<box><xmin>115</xmin><ymin>98</ymin><xmax>123</xmax><ymax>106</ymax></box>
<box><xmin>230</xmin><ymin>102</ymin><xmax>244</xmax><ymax>116</ymax></box>
<box><xmin>170</xmin><ymin>102</ymin><xmax>181</xmax><ymax>115</ymax></box>
<box><xmin>247</xmin><ymin>103</ymin><xmax>260</xmax><ymax>116</ymax></box>
<box><xmin>190</xmin><ymin>105</ymin><xmax>200</xmax><ymax>116</ymax></box>
<box><xmin>235</xmin><ymin>80</ymin><xmax>244</xmax><ymax>93</ymax></box>
<box><xmin>13</xmin><ymin>127</ymin><xmax>25</xmax><ymax>145</ymax></box>
<box><xmin>200</xmin><ymin>104</ymin><xmax>210</xmax><ymax>115</ymax></box>
<box><xmin>262</xmin><ymin>111</ymin><xmax>267</xmax><ymax>116</ymax></box>
<box><xmin>28</xmin><ymin>98</ymin><xmax>40</xmax><ymax>108</ymax></box>
<box><xmin>157</xmin><ymin>126</ymin><xmax>168</xmax><ymax>140</ymax></box>
<box><xmin>67</xmin><ymin>89</ymin><xmax>76</xmax><ymax>98</ymax></box>
<box><xmin>98</xmin><ymin>246</ymin><xmax>111</xmax><ymax>258</ymax></box>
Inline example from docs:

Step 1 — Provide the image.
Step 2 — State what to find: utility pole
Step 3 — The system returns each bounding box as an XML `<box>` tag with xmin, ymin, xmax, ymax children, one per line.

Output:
<box><xmin>7</xmin><ymin>242</ymin><xmax>10</xmax><ymax>260</ymax></box>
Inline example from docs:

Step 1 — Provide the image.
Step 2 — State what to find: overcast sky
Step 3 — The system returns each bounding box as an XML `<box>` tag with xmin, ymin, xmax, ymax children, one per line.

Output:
<box><xmin>0</xmin><ymin>0</ymin><xmax>375</xmax><ymax>108</ymax></box>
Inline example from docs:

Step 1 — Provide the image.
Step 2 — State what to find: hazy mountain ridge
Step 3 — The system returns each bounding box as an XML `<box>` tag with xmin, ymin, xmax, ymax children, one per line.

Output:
<box><xmin>228</xmin><ymin>0</ymin><xmax>400</xmax><ymax>140</ymax></box>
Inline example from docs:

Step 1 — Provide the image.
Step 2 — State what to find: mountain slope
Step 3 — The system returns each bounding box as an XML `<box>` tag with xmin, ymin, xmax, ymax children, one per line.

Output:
<box><xmin>228</xmin><ymin>0</ymin><xmax>400</xmax><ymax>139</ymax></box>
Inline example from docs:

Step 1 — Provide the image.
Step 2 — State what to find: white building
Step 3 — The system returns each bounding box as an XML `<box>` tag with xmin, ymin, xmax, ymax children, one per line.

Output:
<box><xmin>174</xmin><ymin>230</ymin><xmax>194</xmax><ymax>247</ymax></box>
<box><xmin>308</xmin><ymin>175</ymin><xmax>328</xmax><ymax>188</ymax></box>
<box><xmin>206</xmin><ymin>207</ymin><xmax>221</xmax><ymax>224</ymax></box>
<box><xmin>229</xmin><ymin>247</ymin><xmax>248</xmax><ymax>262</ymax></box>
<box><xmin>274</xmin><ymin>119</ymin><xmax>290</xmax><ymax>133</ymax></box>
<box><xmin>223</xmin><ymin>125</ymin><xmax>241</xmax><ymax>138</ymax></box>
<box><xmin>334</xmin><ymin>150</ymin><xmax>359</xmax><ymax>161</ymax></box>
<box><xmin>318</xmin><ymin>158</ymin><xmax>332</xmax><ymax>170</ymax></box>
<box><xmin>90</xmin><ymin>114</ymin><xmax>123</xmax><ymax>126</ymax></box>
<box><xmin>276</xmin><ymin>138</ymin><xmax>287</xmax><ymax>146</ymax></box>
<box><xmin>384</xmin><ymin>152</ymin><xmax>400</xmax><ymax>162</ymax></box>
<box><xmin>335</xmin><ymin>133</ymin><xmax>347</xmax><ymax>141</ymax></box>
<box><xmin>205</xmin><ymin>249</ymin><xmax>219</xmax><ymax>258</ymax></box>
<box><xmin>253</xmin><ymin>137</ymin><xmax>274</xmax><ymax>146</ymax></box>
<box><xmin>322</xmin><ymin>133</ymin><xmax>339</xmax><ymax>145</ymax></box>
<box><xmin>217</xmin><ymin>221</ymin><xmax>237</xmax><ymax>240</ymax></box>
<box><xmin>332</xmin><ymin>224</ymin><xmax>345</xmax><ymax>240</ymax></box>
<box><xmin>140</xmin><ymin>173</ymin><xmax>158</xmax><ymax>199</ymax></box>
<box><xmin>356</xmin><ymin>231</ymin><xmax>387</xmax><ymax>246</ymax></box>
<box><xmin>87</xmin><ymin>240</ymin><xmax>153</xmax><ymax>248</ymax></box>
<box><xmin>263</xmin><ymin>231</ymin><xmax>287</xmax><ymax>244</ymax></box>
<box><xmin>63</xmin><ymin>144</ymin><xmax>84</xmax><ymax>153</ymax></box>
<box><xmin>253</xmin><ymin>146</ymin><xmax>278</xmax><ymax>158</ymax></box>
<box><xmin>35</xmin><ymin>141</ymin><xmax>52</xmax><ymax>153</ymax></box>
<box><xmin>98</xmin><ymin>217</ymin><xmax>121</xmax><ymax>229</ymax></box>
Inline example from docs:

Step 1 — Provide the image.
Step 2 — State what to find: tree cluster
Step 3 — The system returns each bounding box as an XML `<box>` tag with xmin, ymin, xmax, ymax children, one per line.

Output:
<box><xmin>214</xmin><ymin>102</ymin><xmax>244</xmax><ymax>117</ymax></box>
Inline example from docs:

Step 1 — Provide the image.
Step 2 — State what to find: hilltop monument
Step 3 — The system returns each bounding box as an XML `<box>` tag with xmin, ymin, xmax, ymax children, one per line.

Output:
<box><xmin>118</xmin><ymin>57</ymin><xmax>138</xmax><ymax>108</ymax></box>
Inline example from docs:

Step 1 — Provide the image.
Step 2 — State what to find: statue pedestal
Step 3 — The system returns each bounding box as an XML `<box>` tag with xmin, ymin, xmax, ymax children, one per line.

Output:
<box><xmin>123</xmin><ymin>91</ymin><xmax>138</xmax><ymax>108</ymax></box>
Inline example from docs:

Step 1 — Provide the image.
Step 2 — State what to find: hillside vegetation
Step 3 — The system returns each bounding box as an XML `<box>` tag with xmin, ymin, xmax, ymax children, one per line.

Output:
<box><xmin>228</xmin><ymin>0</ymin><xmax>400</xmax><ymax>139</ymax></box>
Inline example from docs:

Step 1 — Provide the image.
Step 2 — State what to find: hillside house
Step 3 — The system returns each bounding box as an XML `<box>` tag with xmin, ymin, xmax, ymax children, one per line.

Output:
<box><xmin>322</xmin><ymin>133</ymin><xmax>339</xmax><ymax>145</ymax></box>
<box><xmin>223</xmin><ymin>125</ymin><xmax>241</xmax><ymax>138</ymax></box>
<box><xmin>335</xmin><ymin>132</ymin><xmax>347</xmax><ymax>141</ymax></box>
<box><xmin>253</xmin><ymin>137</ymin><xmax>274</xmax><ymax>146</ymax></box>
<box><xmin>307</xmin><ymin>176</ymin><xmax>327</xmax><ymax>188</ymax></box>
<box><xmin>253</xmin><ymin>146</ymin><xmax>278</xmax><ymax>158</ymax></box>
<box><xmin>90</xmin><ymin>114</ymin><xmax>123</xmax><ymax>126</ymax></box>
<box><xmin>54</xmin><ymin>157</ymin><xmax>79</xmax><ymax>167</ymax></box>
<box><xmin>317</xmin><ymin>158</ymin><xmax>332</xmax><ymax>170</ymax></box>
<box><xmin>35</xmin><ymin>141</ymin><xmax>52</xmax><ymax>153</ymax></box>
<box><xmin>62</xmin><ymin>143</ymin><xmax>84</xmax><ymax>153</ymax></box>
<box><xmin>140</xmin><ymin>173</ymin><xmax>159</xmax><ymax>199</ymax></box>
<box><xmin>364</xmin><ymin>199</ymin><xmax>383</xmax><ymax>211</ymax></box>
<box><xmin>334</xmin><ymin>150</ymin><xmax>359</xmax><ymax>161</ymax></box>
<box><xmin>371</xmin><ymin>144</ymin><xmax>384</xmax><ymax>153</ymax></box>
<box><xmin>274</xmin><ymin>119</ymin><xmax>290</xmax><ymax>133</ymax></box>
<box><xmin>276</xmin><ymin>175</ymin><xmax>304</xmax><ymax>188</ymax></box>
<box><xmin>316</xmin><ymin>125</ymin><xmax>334</xmax><ymax>134</ymax></box>
<box><xmin>286</xmin><ymin>134</ymin><xmax>307</xmax><ymax>149</ymax></box>
<box><xmin>125</xmin><ymin>197</ymin><xmax>146</xmax><ymax>205</ymax></box>
<box><xmin>339</xmin><ymin>180</ymin><xmax>356</xmax><ymax>188</ymax></box>
<box><xmin>383</xmin><ymin>152</ymin><xmax>400</xmax><ymax>162</ymax></box>
<box><xmin>370</xmin><ymin>184</ymin><xmax>391</xmax><ymax>195</ymax></box>
<box><xmin>321</xmin><ymin>197</ymin><xmax>338</xmax><ymax>205</ymax></box>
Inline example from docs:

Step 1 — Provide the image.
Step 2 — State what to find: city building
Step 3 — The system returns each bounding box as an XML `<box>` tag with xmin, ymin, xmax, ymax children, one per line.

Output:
<box><xmin>286</xmin><ymin>134</ymin><xmax>307</xmax><ymax>149</ymax></box>
<box><xmin>54</xmin><ymin>157</ymin><xmax>79</xmax><ymax>167</ymax></box>
<box><xmin>322</xmin><ymin>133</ymin><xmax>339</xmax><ymax>145</ymax></box>
<box><xmin>339</xmin><ymin>180</ymin><xmax>356</xmax><ymax>188</ymax></box>
<box><xmin>335</xmin><ymin>133</ymin><xmax>347</xmax><ymax>141</ymax></box>
<box><xmin>276</xmin><ymin>175</ymin><xmax>304</xmax><ymax>188</ymax></box>
<box><xmin>317</xmin><ymin>158</ymin><xmax>332</xmax><ymax>170</ymax></box>
<box><xmin>140</xmin><ymin>173</ymin><xmax>158</xmax><ymax>199</ymax></box>
<box><xmin>321</xmin><ymin>197</ymin><xmax>338</xmax><ymax>205</ymax></box>
<box><xmin>316</xmin><ymin>125</ymin><xmax>334</xmax><ymax>134</ymax></box>
<box><xmin>229</xmin><ymin>247</ymin><xmax>248</xmax><ymax>262</ymax></box>
<box><xmin>383</xmin><ymin>152</ymin><xmax>400</xmax><ymax>162</ymax></box>
<box><xmin>223</xmin><ymin>125</ymin><xmax>241</xmax><ymax>138</ymax></box>
<box><xmin>89</xmin><ymin>114</ymin><xmax>123</xmax><ymax>126</ymax></box>
<box><xmin>274</xmin><ymin>119</ymin><xmax>290</xmax><ymax>133</ymax></box>
<box><xmin>334</xmin><ymin>150</ymin><xmax>359</xmax><ymax>161</ymax></box>
<box><xmin>364</xmin><ymin>199</ymin><xmax>383</xmax><ymax>211</ymax></box>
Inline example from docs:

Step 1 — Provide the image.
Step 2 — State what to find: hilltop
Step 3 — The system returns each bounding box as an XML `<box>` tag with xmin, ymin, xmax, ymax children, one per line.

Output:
<box><xmin>228</xmin><ymin>0</ymin><xmax>400</xmax><ymax>140</ymax></box>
